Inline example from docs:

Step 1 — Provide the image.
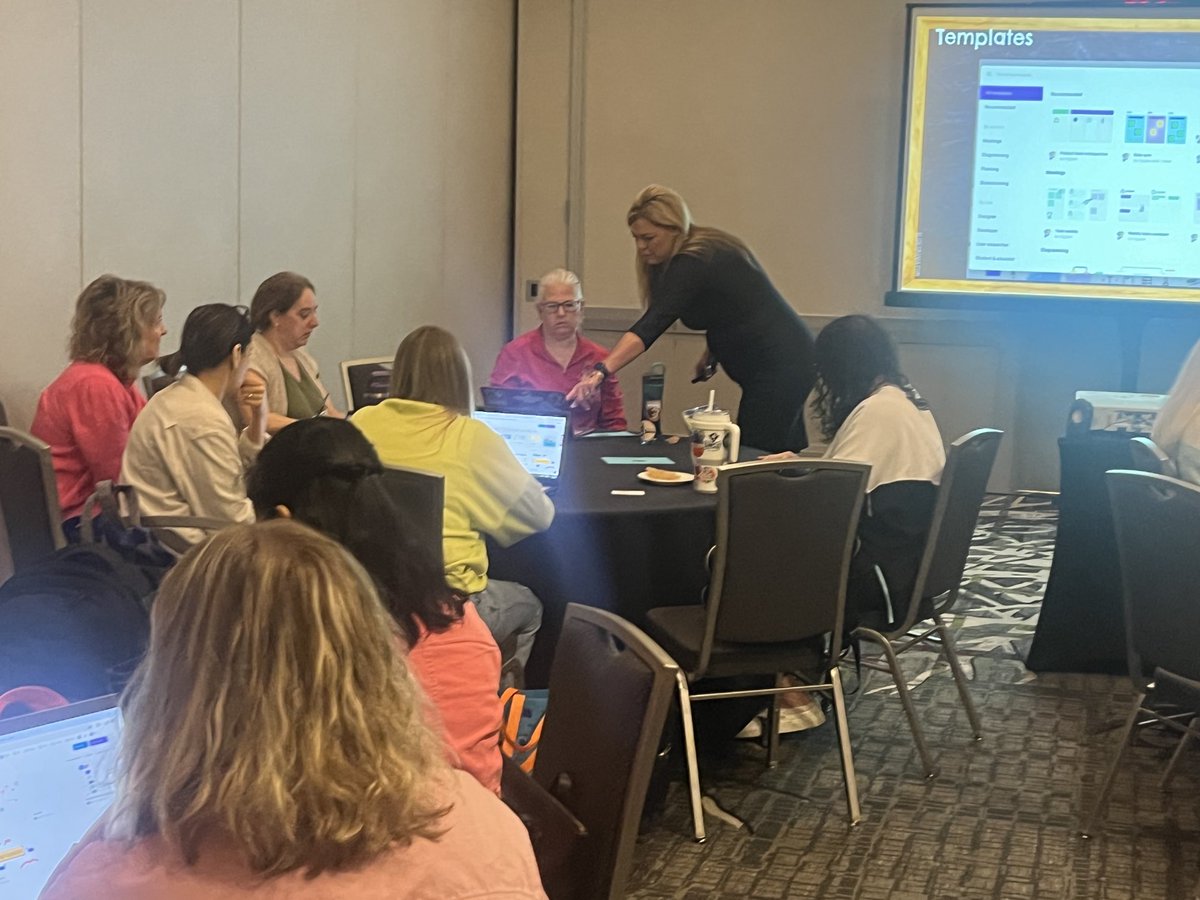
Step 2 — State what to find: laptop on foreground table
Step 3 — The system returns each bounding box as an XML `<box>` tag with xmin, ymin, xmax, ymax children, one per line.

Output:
<box><xmin>0</xmin><ymin>694</ymin><xmax>123</xmax><ymax>898</ymax></box>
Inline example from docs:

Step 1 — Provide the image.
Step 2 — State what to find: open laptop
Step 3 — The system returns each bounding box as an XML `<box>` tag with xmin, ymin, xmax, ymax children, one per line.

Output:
<box><xmin>340</xmin><ymin>357</ymin><xmax>393</xmax><ymax>412</ymax></box>
<box><xmin>479</xmin><ymin>386</ymin><xmax>571</xmax><ymax>417</ymax></box>
<box><xmin>0</xmin><ymin>695</ymin><xmax>123</xmax><ymax>897</ymax></box>
<box><xmin>473</xmin><ymin>410</ymin><xmax>568</xmax><ymax>493</ymax></box>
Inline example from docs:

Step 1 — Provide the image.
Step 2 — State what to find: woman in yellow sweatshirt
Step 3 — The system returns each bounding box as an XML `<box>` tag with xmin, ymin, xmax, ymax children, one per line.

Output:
<box><xmin>351</xmin><ymin>326</ymin><xmax>554</xmax><ymax>682</ymax></box>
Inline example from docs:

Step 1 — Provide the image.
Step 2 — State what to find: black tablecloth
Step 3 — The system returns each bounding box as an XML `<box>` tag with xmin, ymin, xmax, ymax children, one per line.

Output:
<box><xmin>1025</xmin><ymin>432</ymin><xmax>1134</xmax><ymax>674</ymax></box>
<box><xmin>489</xmin><ymin>434</ymin><xmax>720</xmax><ymax>686</ymax></box>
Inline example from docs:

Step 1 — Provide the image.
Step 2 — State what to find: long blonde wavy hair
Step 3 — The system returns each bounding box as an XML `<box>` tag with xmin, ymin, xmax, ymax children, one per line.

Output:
<box><xmin>107</xmin><ymin>520</ymin><xmax>450</xmax><ymax>877</ymax></box>
<box><xmin>626</xmin><ymin>184</ymin><xmax>755</xmax><ymax>305</ymax></box>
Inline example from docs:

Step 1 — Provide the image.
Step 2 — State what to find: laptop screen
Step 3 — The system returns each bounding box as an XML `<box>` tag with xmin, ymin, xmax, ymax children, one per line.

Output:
<box><xmin>0</xmin><ymin>697</ymin><xmax>123</xmax><ymax>897</ymax></box>
<box><xmin>474</xmin><ymin>411</ymin><xmax>568</xmax><ymax>481</ymax></box>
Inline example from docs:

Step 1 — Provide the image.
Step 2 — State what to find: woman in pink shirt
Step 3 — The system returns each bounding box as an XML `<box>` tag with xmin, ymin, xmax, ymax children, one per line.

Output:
<box><xmin>246</xmin><ymin>417</ymin><xmax>504</xmax><ymax>794</ymax></box>
<box><xmin>40</xmin><ymin>521</ymin><xmax>544</xmax><ymax>899</ymax></box>
<box><xmin>32</xmin><ymin>275</ymin><xmax>168</xmax><ymax>523</ymax></box>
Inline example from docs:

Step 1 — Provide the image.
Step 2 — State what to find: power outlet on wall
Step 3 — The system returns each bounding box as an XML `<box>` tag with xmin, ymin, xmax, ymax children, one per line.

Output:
<box><xmin>525</xmin><ymin>279</ymin><xmax>539</xmax><ymax>302</ymax></box>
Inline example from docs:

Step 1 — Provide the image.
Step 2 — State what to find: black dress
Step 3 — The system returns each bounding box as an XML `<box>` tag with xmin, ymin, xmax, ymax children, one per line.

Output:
<box><xmin>628</xmin><ymin>247</ymin><xmax>815</xmax><ymax>453</ymax></box>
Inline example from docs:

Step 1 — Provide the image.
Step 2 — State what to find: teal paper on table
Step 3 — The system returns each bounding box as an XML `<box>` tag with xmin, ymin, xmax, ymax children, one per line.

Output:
<box><xmin>601</xmin><ymin>456</ymin><xmax>677</xmax><ymax>465</ymax></box>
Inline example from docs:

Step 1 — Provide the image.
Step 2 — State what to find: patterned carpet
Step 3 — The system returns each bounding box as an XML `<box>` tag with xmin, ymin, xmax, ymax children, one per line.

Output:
<box><xmin>627</xmin><ymin>495</ymin><xmax>1200</xmax><ymax>900</ymax></box>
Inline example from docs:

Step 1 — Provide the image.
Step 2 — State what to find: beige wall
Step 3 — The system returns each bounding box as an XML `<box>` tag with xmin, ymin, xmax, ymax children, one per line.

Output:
<box><xmin>0</xmin><ymin>0</ymin><xmax>515</xmax><ymax>429</ymax></box>
<box><xmin>514</xmin><ymin>0</ymin><xmax>1200</xmax><ymax>491</ymax></box>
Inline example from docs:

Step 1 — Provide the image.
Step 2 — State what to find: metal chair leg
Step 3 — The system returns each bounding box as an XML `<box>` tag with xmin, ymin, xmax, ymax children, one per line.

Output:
<box><xmin>831</xmin><ymin>666</ymin><xmax>862</xmax><ymax>826</ymax></box>
<box><xmin>675</xmin><ymin>672</ymin><xmax>707</xmax><ymax>843</ymax></box>
<box><xmin>935</xmin><ymin>615</ymin><xmax>983</xmax><ymax>740</ymax></box>
<box><xmin>766</xmin><ymin>674</ymin><xmax>782</xmax><ymax>768</ymax></box>
<box><xmin>1162</xmin><ymin>714</ymin><xmax>1198</xmax><ymax>790</ymax></box>
<box><xmin>1081</xmin><ymin>691</ymin><xmax>1145</xmax><ymax>838</ymax></box>
<box><xmin>860</xmin><ymin>626</ymin><xmax>939</xmax><ymax>778</ymax></box>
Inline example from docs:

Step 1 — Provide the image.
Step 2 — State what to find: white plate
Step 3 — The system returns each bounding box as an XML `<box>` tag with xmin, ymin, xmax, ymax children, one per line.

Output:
<box><xmin>637</xmin><ymin>468</ymin><xmax>694</xmax><ymax>485</ymax></box>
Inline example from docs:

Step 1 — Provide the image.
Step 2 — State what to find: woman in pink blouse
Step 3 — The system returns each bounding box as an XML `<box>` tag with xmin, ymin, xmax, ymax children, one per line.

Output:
<box><xmin>246</xmin><ymin>417</ymin><xmax>504</xmax><ymax>794</ymax></box>
<box><xmin>32</xmin><ymin>275</ymin><xmax>167</xmax><ymax>523</ymax></box>
<box><xmin>40</xmin><ymin>521</ymin><xmax>543</xmax><ymax>899</ymax></box>
<box><xmin>490</xmin><ymin>268</ymin><xmax>627</xmax><ymax>435</ymax></box>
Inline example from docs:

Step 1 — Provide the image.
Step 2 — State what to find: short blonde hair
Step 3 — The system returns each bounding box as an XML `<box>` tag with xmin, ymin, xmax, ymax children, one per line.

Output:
<box><xmin>388</xmin><ymin>325</ymin><xmax>474</xmax><ymax>416</ymax></box>
<box><xmin>68</xmin><ymin>275</ymin><xmax>166</xmax><ymax>381</ymax></box>
<box><xmin>538</xmin><ymin>268</ymin><xmax>582</xmax><ymax>300</ymax></box>
<box><xmin>107</xmin><ymin>521</ymin><xmax>450</xmax><ymax>877</ymax></box>
<box><xmin>626</xmin><ymin>185</ymin><xmax>753</xmax><ymax>304</ymax></box>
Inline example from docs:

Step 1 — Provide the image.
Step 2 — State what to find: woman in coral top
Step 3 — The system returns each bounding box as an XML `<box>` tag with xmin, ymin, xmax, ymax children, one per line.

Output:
<box><xmin>32</xmin><ymin>275</ymin><xmax>167</xmax><ymax>525</ymax></box>
<box><xmin>246</xmin><ymin>417</ymin><xmax>504</xmax><ymax>794</ymax></box>
<box><xmin>40</xmin><ymin>521</ymin><xmax>544</xmax><ymax>899</ymax></box>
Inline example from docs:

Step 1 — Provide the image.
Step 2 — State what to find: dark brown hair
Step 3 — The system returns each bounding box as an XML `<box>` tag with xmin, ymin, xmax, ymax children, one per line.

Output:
<box><xmin>249</xmin><ymin>271</ymin><xmax>314</xmax><ymax>332</ymax></box>
<box><xmin>245</xmin><ymin>418</ymin><xmax>463</xmax><ymax>646</ymax></box>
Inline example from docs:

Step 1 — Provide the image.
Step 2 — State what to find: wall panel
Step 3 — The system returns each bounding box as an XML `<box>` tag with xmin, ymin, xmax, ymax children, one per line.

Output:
<box><xmin>0</xmin><ymin>0</ymin><xmax>81</xmax><ymax>427</ymax></box>
<box><xmin>82</xmin><ymin>0</ymin><xmax>239</xmax><ymax>334</ymax></box>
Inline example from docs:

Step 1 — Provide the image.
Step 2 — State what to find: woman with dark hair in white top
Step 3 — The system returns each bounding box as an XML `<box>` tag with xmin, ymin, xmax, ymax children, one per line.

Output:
<box><xmin>120</xmin><ymin>304</ymin><xmax>267</xmax><ymax>548</ymax></box>
<box><xmin>767</xmin><ymin>315</ymin><xmax>945</xmax><ymax>630</ymax></box>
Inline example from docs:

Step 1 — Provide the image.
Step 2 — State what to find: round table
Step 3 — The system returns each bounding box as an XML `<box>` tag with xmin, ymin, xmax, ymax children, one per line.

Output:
<box><xmin>488</xmin><ymin>433</ymin><xmax>722</xmax><ymax>686</ymax></box>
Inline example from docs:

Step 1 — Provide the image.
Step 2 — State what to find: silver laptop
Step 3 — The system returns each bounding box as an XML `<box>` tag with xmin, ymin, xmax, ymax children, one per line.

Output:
<box><xmin>473</xmin><ymin>410</ymin><xmax>568</xmax><ymax>493</ymax></box>
<box><xmin>0</xmin><ymin>695</ymin><xmax>123</xmax><ymax>897</ymax></box>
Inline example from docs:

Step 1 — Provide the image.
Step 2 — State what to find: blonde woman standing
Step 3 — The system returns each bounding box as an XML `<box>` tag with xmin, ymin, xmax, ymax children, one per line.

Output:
<box><xmin>40</xmin><ymin>521</ymin><xmax>545</xmax><ymax>899</ymax></box>
<box><xmin>567</xmin><ymin>184</ymin><xmax>816</xmax><ymax>452</ymax></box>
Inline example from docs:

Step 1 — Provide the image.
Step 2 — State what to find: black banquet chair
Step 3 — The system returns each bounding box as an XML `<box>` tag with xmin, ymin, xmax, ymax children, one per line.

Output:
<box><xmin>852</xmin><ymin>428</ymin><xmax>1003</xmax><ymax>778</ymax></box>
<box><xmin>380</xmin><ymin>465</ymin><xmax>445</xmax><ymax>572</ymax></box>
<box><xmin>530</xmin><ymin>603</ymin><xmax>679</xmax><ymax>900</ymax></box>
<box><xmin>0</xmin><ymin>427</ymin><xmax>66</xmax><ymax>575</ymax></box>
<box><xmin>644</xmin><ymin>458</ymin><xmax>871</xmax><ymax>842</ymax></box>
<box><xmin>1081</xmin><ymin>469</ymin><xmax>1200</xmax><ymax>843</ymax></box>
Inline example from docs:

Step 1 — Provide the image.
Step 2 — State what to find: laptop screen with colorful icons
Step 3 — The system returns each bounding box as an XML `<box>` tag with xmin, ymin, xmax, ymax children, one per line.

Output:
<box><xmin>473</xmin><ymin>410</ymin><xmax>568</xmax><ymax>491</ymax></box>
<box><xmin>0</xmin><ymin>695</ymin><xmax>123</xmax><ymax>898</ymax></box>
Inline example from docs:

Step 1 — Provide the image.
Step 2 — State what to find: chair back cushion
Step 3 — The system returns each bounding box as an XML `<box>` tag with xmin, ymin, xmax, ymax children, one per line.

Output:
<box><xmin>711</xmin><ymin>461</ymin><xmax>868</xmax><ymax>645</ymax></box>
<box><xmin>922</xmin><ymin>429</ymin><xmax>1003</xmax><ymax>600</ymax></box>
<box><xmin>380</xmin><ymin>465</ymin><xmax>445</xmax><ymax>570</ymax></box>
<box><xmin>534</xmin><ymin>605</ymin><xmax>677</xmax><ymax>900</ymax></box>
<box><xmin>1107</xmin><ymin>470</ymin><xmax>1200</xmax><ymax>683</ymax></box>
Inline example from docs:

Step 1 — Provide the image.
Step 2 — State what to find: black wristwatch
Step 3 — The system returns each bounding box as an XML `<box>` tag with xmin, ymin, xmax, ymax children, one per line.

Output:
<box><xmin>593</xmin><ymin>361</ymin><xmax>611</xmax><ymax>380</ymax></box>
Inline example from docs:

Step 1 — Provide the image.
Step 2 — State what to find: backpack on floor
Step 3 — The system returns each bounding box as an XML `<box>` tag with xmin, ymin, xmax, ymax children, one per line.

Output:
<box><xmin>0</xmin><ymin>543</ymin><xmax>153</xmax><ymax>701</ymax></box>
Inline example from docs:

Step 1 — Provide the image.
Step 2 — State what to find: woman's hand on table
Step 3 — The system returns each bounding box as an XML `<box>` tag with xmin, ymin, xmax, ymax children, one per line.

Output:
<box><xmin>757</xmin><ymin>451</ymin><xmax>799</xmax><ymax>462</ymax></box>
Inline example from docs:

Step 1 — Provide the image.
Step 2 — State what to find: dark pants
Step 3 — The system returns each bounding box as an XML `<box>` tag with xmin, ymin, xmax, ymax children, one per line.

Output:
<box><xmin>736</xmin><ymin>380</ymin><xmax>808</xmax><ymax>453</ymax></box>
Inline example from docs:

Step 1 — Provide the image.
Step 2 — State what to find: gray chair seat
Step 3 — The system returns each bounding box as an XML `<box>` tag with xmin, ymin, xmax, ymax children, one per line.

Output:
<box><xmin>645</xmin><ymin>605</ymin><xmax>824</xmax><ymax>678</ymax></box>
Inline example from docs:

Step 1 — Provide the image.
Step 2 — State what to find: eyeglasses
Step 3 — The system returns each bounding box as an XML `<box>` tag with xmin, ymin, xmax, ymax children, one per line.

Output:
<box><xmin>537</xmin><ymin>300</ymin><xmax>583</xmax><ymax>314</ymax></box>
